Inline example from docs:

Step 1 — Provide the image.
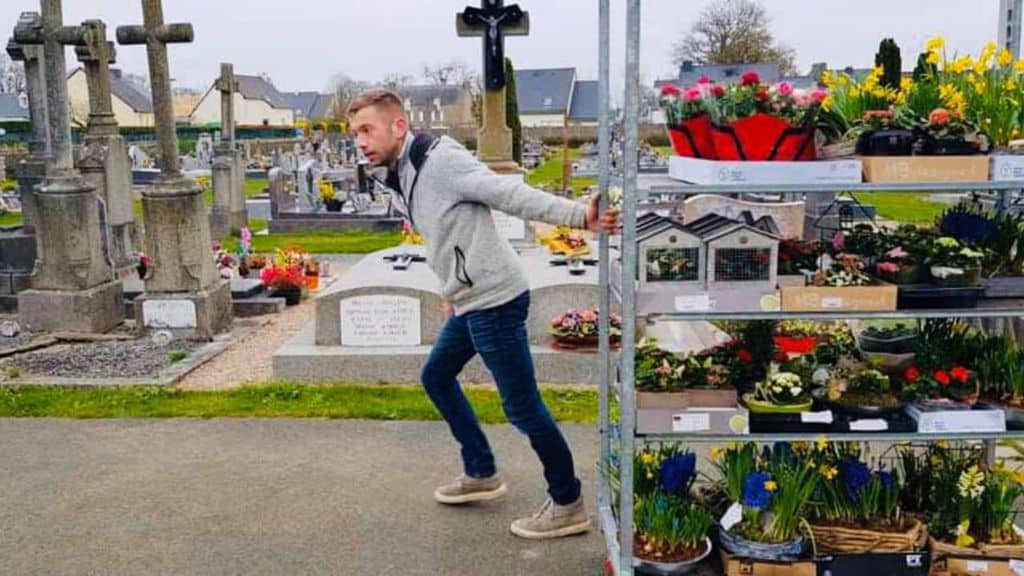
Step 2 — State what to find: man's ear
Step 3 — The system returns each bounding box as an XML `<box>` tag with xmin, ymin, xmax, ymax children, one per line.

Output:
<box><xmin>393</xmin><ymin>114</ymin><xmax>409</xmax><ymax>138</ymax></box>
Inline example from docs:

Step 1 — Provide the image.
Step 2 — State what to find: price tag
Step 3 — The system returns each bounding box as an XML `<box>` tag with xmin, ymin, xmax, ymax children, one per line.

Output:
<box><xmin>1010</xmin><ymin>559</ymin><xmax>1024</xmax><ymax>576</ymax></box>
<box><xmin>801</xmin><ymin>411</ymin><xmax>834</xmax><ymax>424</ymax></box>
<box><xmin>850</xmin><ymin>419</ymin><xmax>889</xmax><ymax>432</ymax></box>
<box><xmin>672</xmin><ymin>412</ymin><xmax>710</xmax><ymax>433</ymax></box>
<box><xmin>821</xmin><ymin>297</ymin><xmax>844</xmax><ymax>309</ymax></box>
<box><xmin>720</xmin><ymin>502</ymin><xmax>743</xmax><ymax>532</ymax></box>
<box><xmin>966</xmin><ymin>560</ymin><xmax>989</xmax><ymax>573</ymax></box>
<box><xmin>674</xmin><ymin>294</ymin><xmax>712</xmax><ymax>312</ymax></box>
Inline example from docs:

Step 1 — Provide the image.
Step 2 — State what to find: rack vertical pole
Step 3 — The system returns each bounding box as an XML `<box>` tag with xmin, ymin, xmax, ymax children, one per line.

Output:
<box><xmin>597</xmin><ymin>0</ymin><xmax>612</xmax><ymax>498</ymax></box>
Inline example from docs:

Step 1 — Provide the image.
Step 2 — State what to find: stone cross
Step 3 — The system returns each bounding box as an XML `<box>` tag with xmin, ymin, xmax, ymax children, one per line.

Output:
<box><xmin>216</xmin><ymin>63</ymin><xmax>237</xmax><ymax>144</ymax></box>
<box><xmin>116</xmin><ymin>1</ymin><xmax>194</xmax><ymax>177</ymax></box>
<box><xmin>72</xmin><ymin>19</ymin><xmax>118</xmax><ymax>137</ymax></box>
<box><xmin>457</xmin><ymin>0</ymin><xmax>528</xmax><ymax>90</ymax></box>
<box><xmin>6</xmin><ymin>14</ymin><xmax>49</xmax><ymax>158</ymax></box>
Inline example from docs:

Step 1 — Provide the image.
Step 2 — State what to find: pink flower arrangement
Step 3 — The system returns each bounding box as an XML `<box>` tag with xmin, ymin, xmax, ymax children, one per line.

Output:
<box><xmin>877</xmin><ymin>262</ymin><xmax>901</xmax><ymax>274</ymax></box>
<box><xmin>775</xmin><ymin>81</ymin><xmax>793</xmax><ymax>97</ymax></box>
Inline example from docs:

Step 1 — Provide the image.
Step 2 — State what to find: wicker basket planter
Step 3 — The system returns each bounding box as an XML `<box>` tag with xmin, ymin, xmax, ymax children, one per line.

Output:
<box><xmin>929</xmin><ymin>535</ymin><xmax>1024</xmax><ymax>559</ymax></box>
<box><xmin>810</xmin><ymin>519</ymin><xmax>926</xmax><ymax>554</ymax></box>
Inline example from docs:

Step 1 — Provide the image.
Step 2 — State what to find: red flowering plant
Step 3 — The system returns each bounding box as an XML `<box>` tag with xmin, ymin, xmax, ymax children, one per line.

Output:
<box><xmin>709</xmin><ymin>73</ymin><xmax>827</xmax><ymax>125</ymax></box>
<box><xmin>901</xmin><ymin>362</ymin><xmax>980</xmax><ymax>404</ymax></box>
<box><xmin>658</xmin><ymin>78</ymin><xmax>724</xmax><ymax>125</ymax></box>
<box><xmin>259</xmin><ymin>263</ymin><xmax>306</xmax><ymax>292</ymax></box>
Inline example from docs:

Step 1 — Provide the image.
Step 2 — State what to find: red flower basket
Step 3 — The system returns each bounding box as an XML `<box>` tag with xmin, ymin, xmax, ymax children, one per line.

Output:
<box><xmin>667</xmin><ymin>114</ymin><xmax>717</xmax><ymax>159</ymax></box>
<box><xmin>712</xmin><ymin>113</ymin><xmax>817</xmax><ymax>161</ymax></box>
<box><xmin>774</xmin><ymin>335</ymin><xmax>818</xmax><ymax>356</ymax></box>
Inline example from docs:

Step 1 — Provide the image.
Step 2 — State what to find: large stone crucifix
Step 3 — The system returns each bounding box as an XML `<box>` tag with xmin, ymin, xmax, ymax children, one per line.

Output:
<box><xmin>210</xmin><ymin>62</ymin><xmax>246</xmax><ymax>238</ymax></box>
<box><xmin>117</xmin><ymin>0</ymin><xmax>232</xmax><ymax>338</ymax></box>
<box><xmin>6</xmin><ymin>12</ymin><xmax>49</xmax><ymax>233</ymax></box>
<box><xmin>457</xmin><ymin>0</ymin><xmax>529</xmax><ymax>174</ymax></box>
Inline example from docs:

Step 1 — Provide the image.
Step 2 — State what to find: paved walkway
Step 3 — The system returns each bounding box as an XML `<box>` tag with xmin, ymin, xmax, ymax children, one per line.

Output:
<box><xmin>0</xmin><ymin>419</ymin><xmax>605</xmax><ymax>576</ymax></box>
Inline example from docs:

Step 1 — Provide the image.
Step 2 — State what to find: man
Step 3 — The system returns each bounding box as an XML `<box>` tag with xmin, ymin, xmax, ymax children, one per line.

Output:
<box><xmin>349</xmin><ymin>89</ymin><xmax>619</xmax><ymax>540</ymax></box>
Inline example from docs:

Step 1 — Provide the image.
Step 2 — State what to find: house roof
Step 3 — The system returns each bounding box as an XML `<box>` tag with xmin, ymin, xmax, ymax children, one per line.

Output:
<box><xmin>108</xmin><ymin>69</ymin><xmax>153</xmax><ymax>113</ymax></box>
<box><xmin>655</xmin><ymin>62</ymin><xmax>781</xmax><ymax>88</ymax></box>
<box><xmin>683</xmin><ymin>213</ymin><xmax>779</xmax><ymax>241</ymax></box>
<box><xmin>236</xmin><ymin>74</ymin><xmax>291</xmax><ymax>109</ymax></box>
<box><xmin>396</xmin><ymin>84</ymin><xmax>465</xmax><ymax>108</ymax></box>
<box><xmin>309</xmin><ymin>94</ymin><xmax>334</xmax><ymax>120</ymax></box>
<box><xmin>515</xmin><ymin>68</ymin><xmax>575</xmax><ymax>115</ymax></box>
<box><xmin>568</xmin><ymin>80</ymin><xmax>599</xmax><ymax>122</ymax></box>
<box><xmin>283</xmin><ymin>91</ymin><xmax>319</xmax><ymax>117</ymax></box>
<box><xmin>0</xmin><ymin>93</ymin><xmax>29</xmax><ymax>120</ymax></box>
<box><xmin>637</xmin><ymin>214</ymin><xmax>691</xmax><ymax>243</ymax></box>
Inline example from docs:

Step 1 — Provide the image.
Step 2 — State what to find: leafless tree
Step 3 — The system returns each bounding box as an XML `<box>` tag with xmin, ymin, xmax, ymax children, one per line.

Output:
<box><xmin>326</xmin><ymin>72</ymin><xmax>369</xmax><ymax>121</ymax></box>
<box><xmin>423</xmin><ymin>61</ymin><xmax>477</xmax><ymax>87</ymax></box>
<box><xmin>381</xmin><ymin>73</ymin><xmax>414</xmax><ymax>90</ymax></box>
<box><xmin>0</xmin><ymin>51</ymin><xmax>26</xmax><ymax>94</ymax></box>
<box><xmin>672</xmin><ymin>0</ymin><xmax>797</xmax><ymax>75</ymax></box>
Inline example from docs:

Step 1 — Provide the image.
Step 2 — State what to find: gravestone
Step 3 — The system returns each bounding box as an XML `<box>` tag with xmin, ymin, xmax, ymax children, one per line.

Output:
<box><xmin>13</xmin><ymin>2</ymin><xmax>123</xmax><ymax>333</ymax></box>
<box><xmin>267</xmin><ymin>167</ymin><xmax>295</xmax><ymax>216</ymax></box>
<box><xmin>684</xmin><ymin>194</ymin><xmax>805</xmax><ymax>239</ymax></box>
<box><xmin>210</xmin><ymin>63</ymin><xmax>246</xmax><ymax>239</ymax></box>
<box><xmin>72</xmin><ymin>18</ymin><xmax>137</xmax><ymax>272</ymax></box>
<box><xmin>195</xmin><ymin>133</ymin><xmax>213</xmax><ymax>167</ymax></box>
<box><xmin>117</xmin><ymin>0</ymin><xmax>231</xmax><ymax>339</ymax></box>
<box><xmin>273</xmin><ymin>245</ymin><xmax>609</xmax><ymax>384</ymax></box>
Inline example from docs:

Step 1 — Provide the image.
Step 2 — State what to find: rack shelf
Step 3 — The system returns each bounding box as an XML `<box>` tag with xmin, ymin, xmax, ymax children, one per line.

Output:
<box><xmin>638</xmin><ymin>177</ymin><xmax>1024</xmax><ymax>197</ymax></box>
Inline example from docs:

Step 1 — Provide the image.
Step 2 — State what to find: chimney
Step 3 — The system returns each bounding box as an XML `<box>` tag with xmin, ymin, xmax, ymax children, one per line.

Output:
<box><xmin>680</xmin><ymin>60</ymin><xmax>695</xmax><ymax>75</ymax></box>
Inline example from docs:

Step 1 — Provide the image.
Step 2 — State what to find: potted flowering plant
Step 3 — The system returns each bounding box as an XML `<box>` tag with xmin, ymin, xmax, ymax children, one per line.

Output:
<box><xmin>774</xmin><ymin>320</ymin><xmax>819</xmax><ymax>357</ymax></box>
<box><xmin>549</xmin><ymin>308</ymin><xmax>622</xmax><ymax>349</ymax></box>
<box><xmin>927</xmin><ymin>236</ymin><xmax>985</xmax><ymax>287</ymax></box>
<box><xmin>715</xmin><ymin>442</ymin><xmax>821</xmax><ymax>561</ymax></box>
<box><xmin>708</xmin><ymin>72</ymin><xmax>827</xmax><ymax>161</ymax></box>
<box><xmin>874</xmin><ymin>246</ymin><xmax>922</xmax><ymax>285</ymax></box>
<box><xmin>822</xmin><ymin>362</ymin><xmax>906</xmax><ymax>416</ymax></box>
<box><xmin>902</xmin><ymin>363</ymin><xmax>979</xmax><ymax>405</ymax></box>
<box><xmin>917</xmin><ymin>107</ymin><xmax>989</xmax><ymax>155</ymax></box>
<box><xmin>809</xmin><ymin>450</ymin><xmax>924</xmax><ymax>554</ymax></box>
<box><xmin>858</xmin><ymin>323</ymin><xmax>918</xmax><ymax>354</ymax></box>
<box><xmin>635</xmin><ymin>339</ymin><xmax>736</xmax><ymax>409</ymax></box>
<box><xmin>319</xmin><ymin>181</ymin><xmax>342</xmax><ymax>212</ymax></box>
<box><xmin>260</xmin><ymin>264</ymin><xmax>305</xmax><ymax>305</ymax></box>
<box><xmin>658</xmin><ymin>79</ymin><xmax>722</xmax><ymax>159</ymax></box>
<box><xmin>742</xmin><ymin>371</ymin><xmax>813</xmax><ymax>414</ymax></box>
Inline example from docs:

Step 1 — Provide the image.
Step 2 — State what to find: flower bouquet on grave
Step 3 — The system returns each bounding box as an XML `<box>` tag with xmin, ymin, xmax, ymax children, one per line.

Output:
<box><xmin>539</xmin><ymin>226</ymin><xmax>588</xmax><ymax>257</ymax></box>
<box><xmin>635</xmin><ymin>339</ymin><xmax>736</xmax><ymax>409</ymax></box>
<box><xmin>131</xmin><ymin>251</ymin><xmax>152</xmax><ymax>280</ymax></box>
<box><xmin>808</xmin><ymin>448</ymin><xmax>925</xmax><ymax>554</ymax></box>
<box><xmin>741</xmin><ymin>371</ymin><xmax>813</xmax><ymax>414</ymax></box>
<box><xmin>319</xmin><ymin>181</ymin><xmax>342</xmax><ymax>212</ymax></box>
<box><xmin>715</xmin><ymin>442</ymin><xmax>820</xmax><ymax>561</ymax></box>
<box><xmin>707</xmin><ymin>72</ymin><xmax>826</xmax><ymax>161</ymax></box>
<box><xmin>926</xmin><ymin>236</ymin><xmax>985</xmax><ymax>287</ymax></box>
<box><xmin>548</xmin><ymin>308</ymin><xmax>622</xmax><ymax>350</ymax></box>
<box><xmin>260</xmin><ymin>263</ymin><xmax>305</xmax><ymax>306</ymax></box>
<box><xmin>401</xmin><ymin>221</ymin><xmax>424</xmax><ymax>246</ymax></box>
<box><xmin>659</xmin><ymin>80</ymin><xmax>722</xmax><ymax>159</ymax></box>
<box><xmin>900</xmin><ymin>444</ymin><xmax>1024</xmax><ymax>561</ymax></box>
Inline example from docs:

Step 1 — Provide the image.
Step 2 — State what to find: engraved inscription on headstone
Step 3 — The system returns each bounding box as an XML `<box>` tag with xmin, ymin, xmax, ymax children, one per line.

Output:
<box><xmin>340</xmin><ymin>295</ymin><xmax>421</xmax><ymax>347</ymax></box>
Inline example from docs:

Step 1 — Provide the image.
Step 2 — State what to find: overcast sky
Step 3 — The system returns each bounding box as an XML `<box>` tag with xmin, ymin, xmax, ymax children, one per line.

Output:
<box><xmin>0</xmin><ymin>0</ymin><xmax>1007</xmax><ymax>95</ymax></box>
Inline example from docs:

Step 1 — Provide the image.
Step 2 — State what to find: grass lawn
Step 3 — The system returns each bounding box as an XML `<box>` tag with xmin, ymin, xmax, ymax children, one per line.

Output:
<box><xmin>221</xmin><ymin>230</ymin><xmax>401</xmax><ymax>254</ymax></box>
<box><xmin>855</xmin><ymin>192</ymin><xmax>946</xmax><ymax>225</ymax></box>
<box><xmin>245</xmin><ymin>178</ymin><xmax>267</xmax><ymax>198</ymax></box>
<box><xmin>0</xmin><ymin>383</ymin><xmax>602</xmax><ymax>422</ymax></box>
<box><xmin>527</xmin><ymin>147</ymin><xmax>596</xmax><ymax>197</ymax></box>
<box><xmin>0</xmin><ymin>211</ymin><xmax>23</xmax><ymax>227</ymax></box>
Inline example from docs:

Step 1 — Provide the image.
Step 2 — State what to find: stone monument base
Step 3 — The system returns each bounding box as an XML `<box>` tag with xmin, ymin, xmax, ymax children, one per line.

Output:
<box><xmin>133</xmin><ymin>280</ymin><xmax>233</xmax><ymax>339</ymax></box>
<box><xmin>18</xmin><ymin>280</ymin><xmax>124</xmax><ymax>333</ymax></box>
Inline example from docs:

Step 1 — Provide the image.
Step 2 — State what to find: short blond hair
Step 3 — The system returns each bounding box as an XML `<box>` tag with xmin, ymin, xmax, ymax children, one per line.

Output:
<box><xmin>348</xmin><ymin>89</ymin><xmax>404</xmax><ymax>118</ymax></box>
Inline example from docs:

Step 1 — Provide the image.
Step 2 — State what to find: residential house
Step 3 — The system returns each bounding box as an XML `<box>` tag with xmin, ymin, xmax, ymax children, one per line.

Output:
<box><xmin>514</xmin><ymin>67</ymin><xmax>576</xmax><ymax>128</ymax></box>
<box><xmin>190</xmin><ymin>73</ymin><xmax>294</xmax><ymax>127</ymax></box>
<box><xmin>283</xmin><ymin>91</ymin><xmax>336</xmax><ymax>124</ymax></box>
<box><xmin>67</xmin><ymin>67</ymin><xmax>154</xmax><ymax>127</ymax></box>
<box><xmin>394</xmin><ymin>84</ymin><xmax>475</xmax><ymax>131</ymax></box>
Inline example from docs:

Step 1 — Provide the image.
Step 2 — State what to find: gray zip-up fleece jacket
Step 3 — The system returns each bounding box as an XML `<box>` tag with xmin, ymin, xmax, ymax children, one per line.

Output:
<box><xmin>386</xmin><ymin>133</ymin><xmax>588</xmax><ymax>315</ymax></box>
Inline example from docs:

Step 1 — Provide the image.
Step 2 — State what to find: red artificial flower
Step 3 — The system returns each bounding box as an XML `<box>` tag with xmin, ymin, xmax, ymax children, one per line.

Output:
<box><xmin>737</xmin><ymin>349</ymin><xmax>754</xmax><ymax>363</ymax></box>
<box><xmin>711</xmin><ymin>85</ymin><xmax>726</xmax><ymax>98</ymax></box>
<box><xmin>697</xmin><ymin>75</ymin><xmax>712</xmax><ymax>84</ymax></box>
<box><xmin>660</xmin><ymin>84</ymin><xmax>681</xmax><ymax>97</ymax></box>
<box><xmin>951</xmin><ymin>366</ymin><xmax>971</xmax><ymax>384</ymax></box>
<box><xmin>929</xmin><ymin>108</ymin><xmax>951</xmax><ymax>127</ymax></box>
<box><xmin>904</xmin><ymin>366</ymin><xmax>920</xmax><ymax>382</ymax></box>
<box><xmin>741</xmin><ymin>71</ymin><xmax>761</xmax><ymax>86</ymax></box>
<box><xmin>755</xmin><ymin>87</ymin><xmax>770</xmax><ymax>101</ymax></box>
<box><xmin>934</xmin><ymin>370</ymin><xmax>951</xmax><ymax>387</ymax></box>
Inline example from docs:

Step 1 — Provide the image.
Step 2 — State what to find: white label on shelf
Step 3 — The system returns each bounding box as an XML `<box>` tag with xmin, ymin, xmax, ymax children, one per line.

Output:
<box><xmin>801</xmin><ymin>411</ymin><xmax>834</xmax><ymax>424</ymax></box>
<box><xmin>674</xmin><ymin>294</ymin><xmax>712</xmax><ymax>312</ymax></box>
<box><xmin>1009</xmin><ymin>559</ymin><xmax>1024</xmax><ymax>575</ymax></box>
<box><xmin>966</xmin><ymin>560</ymin><xmax>989</xmax><ymax>573</ymax></box>
<box><xmin>720</xmin><ymin>502</ymin><xmax>743</xmax><ymax>532</ymax></box>
<box><xmin>820</xmin><ymin>296</ymin><xmax>845</xmax><ymax>308</ymax></box>
<box><xmin>672</xmin><ymin>412</ymin><xmax>710</xmax><ymax>433</ymax></box>
<box><xmin>849</xmin><ymin>419</ymin><xmax>889</xmax><ymax>432</ymax></box>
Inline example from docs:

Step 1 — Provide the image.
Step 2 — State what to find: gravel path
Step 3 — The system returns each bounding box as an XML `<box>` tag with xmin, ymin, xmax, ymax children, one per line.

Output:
<box><xmin>174</xmin><ymin>254</ymin><xmax>362</xmax><ymax>390</ymax></box>
<box><xmin>6</xmin><ymin>338</ymin><xmax>204</xmax><ymax>379</ymax></box>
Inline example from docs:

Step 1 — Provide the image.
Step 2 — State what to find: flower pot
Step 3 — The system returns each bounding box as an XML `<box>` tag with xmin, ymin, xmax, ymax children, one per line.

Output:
<box><xmin>856</xmin><ymin>128</ymin><xmax>915</xmax><ymax>156</ymax></box>
<box><xmin>741</xmin><ymin>393</ymin><xmax>813</xmax><ymax>414</ymax></box>
<box><xmin>930</xmin><ymin>266</ymin><xmax>981</xmax><ymax>287</ymax></box>
<box><xmin>718</xmin><ymin>528</ymin><xmax>805</xmax><ymax>561</ymax></box>
<box><xmin>857</xmin><ymin>331</ymin><xmax>918</xmax><ymax>355</ymax></box>
<box><xmin>773</xmin><ymin>335</ymin><xmax>817</xmax><ymax>356</ymax></box>
<box><xmin>305</xmin><ymin>273</ymin><xmax>320</xmax><ymax>291</ymax></box>
<box><xmin>667</xmin><ymin>115</ymin><xmax>716</xmax><ymax>159</ymax></box>
<box><xmin>712</xmin><ymin>113</ymin><xmax>817</xmax><ymax>161</ymax></box>
<box><xmin>875</xmin><ymin>263</ymin><xmax>921</xmax><ymax>285</ymax></box>
<box><xmin>324</xmin><ymin>198</ymin><xmax>343</xmax><ymax>212</ymax></box>
<box><xmin>633</xmin><ymin>537</ymin><xmax>713</xmax><ymax>575</ymax></box>
<box><xmin>809</xmin><ymin>519</ymin><xmax>925</xmax><ymax>554</ymax></box>
<box><xmin>136</xmin><ymin>263</ymin><xmax>148</xmax><ymax>280</ymax></box>
<box><xmin>931</xmin><ymin>137</ymin><xmax>980</xmax><ymax>156</ymax></box>
<box><xmin>272</xmin><ymin>287</ymin><xmax>302</xmax><ymax>306</ymax></box>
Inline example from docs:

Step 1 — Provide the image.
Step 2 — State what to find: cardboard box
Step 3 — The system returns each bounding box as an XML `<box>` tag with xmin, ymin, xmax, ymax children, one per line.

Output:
<box><xmin>636</xmin><ymin>407</ymin><xmax>750</xmax><ymax>435</ymax></box>
<box><xmin>906</xmin><ymin>403</ymin><xmax>1006</xmax><ymax>434</ymax></box>
<box><xmin>719</xmin><ymin>550</ymin><xmax>816</xmax><ymax>576</ymax></box>
<box><xmin>930</xmin><ymin>556</ymin><xmax>1024</xmax><ymax>576</ymax></box>
<box><xmin>635</xmin><ymin>389</ymin><xmax>737</xmax><ymax>409</ymax></box>
<box><xmin>820</xmin><ymin>552</ymin><xmax>929</xmax><ymax>576</ymax></box>
<box><xmin>990</xmin><ymin>154</ymin><xmax>1024</xmax><ymax>182</ymax></box>
<box><xmin>669</xmin><ymin>156</ymin><xmax>863</xmax><ymax>185</ymax></box>
<box><xmin>780</xmin><ymin>284</ymin><xmax>898</xmax><ymax>312</ymax></box>
<box><xmin>860</xmin><ymin>156</ymin><xmax>989</xmax><ymax>183</ymax></box>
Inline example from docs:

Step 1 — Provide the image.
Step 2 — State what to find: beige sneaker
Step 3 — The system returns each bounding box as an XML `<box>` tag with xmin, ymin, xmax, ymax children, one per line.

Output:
<box><xmin>510</xmin><ymin>496</ymin><xmax>590</xmax><ymax>539</ymax></box>
<box><xmin>434</xmin><ymin>474</ymin><xmax>508</xmax><ymax>505</ymax></box>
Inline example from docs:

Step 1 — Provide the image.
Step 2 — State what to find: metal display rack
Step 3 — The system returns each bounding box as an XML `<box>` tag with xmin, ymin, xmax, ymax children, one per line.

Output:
<box><xmin>593</xmin><ymin>2</ymin><xmax>1024</xmax><ymax>574</ymax></box>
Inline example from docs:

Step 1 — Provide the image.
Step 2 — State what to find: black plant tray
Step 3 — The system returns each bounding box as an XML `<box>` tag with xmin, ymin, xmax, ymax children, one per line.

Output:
<box><xmin>981</xmin><ymin>276</ymin><xmax>1024</xmax><ymax>298</ymax></box>
<box><xmin>816</xmin><ymin>552</ymin><xmax>929</xmax><ymax>576</ymax></box>
<box><xmin>829</xmin><ymin>412</ymin><xmax>918</xmax><ymax>433</ymax></box>
<box><xmin>748</xmin><ymin>411</ymin><xmax>832</xmax><ymax>434</ymax></box>
<box><xmin>896</xmin><ymin>285</ymin><xmax>984</xmax><ymax>309</ymax></box>
<box><xmin>1005</xmin><ymin>406</ymin><xmax>1024</xmax><ymax>430</ymax></box>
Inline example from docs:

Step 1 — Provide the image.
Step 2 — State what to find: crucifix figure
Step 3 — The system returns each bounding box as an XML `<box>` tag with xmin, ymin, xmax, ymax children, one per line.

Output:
<box><xmin>458</xmin><ymin>0</ymin><xmax>528</xmax><ymax>90</ymax></box>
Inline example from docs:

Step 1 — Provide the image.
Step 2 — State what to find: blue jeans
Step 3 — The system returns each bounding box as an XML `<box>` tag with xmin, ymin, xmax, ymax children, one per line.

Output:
<box><xmin>420</xmin><ymin>291</ymin><xmax>582</xmax><ymax>506</ymax></box>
